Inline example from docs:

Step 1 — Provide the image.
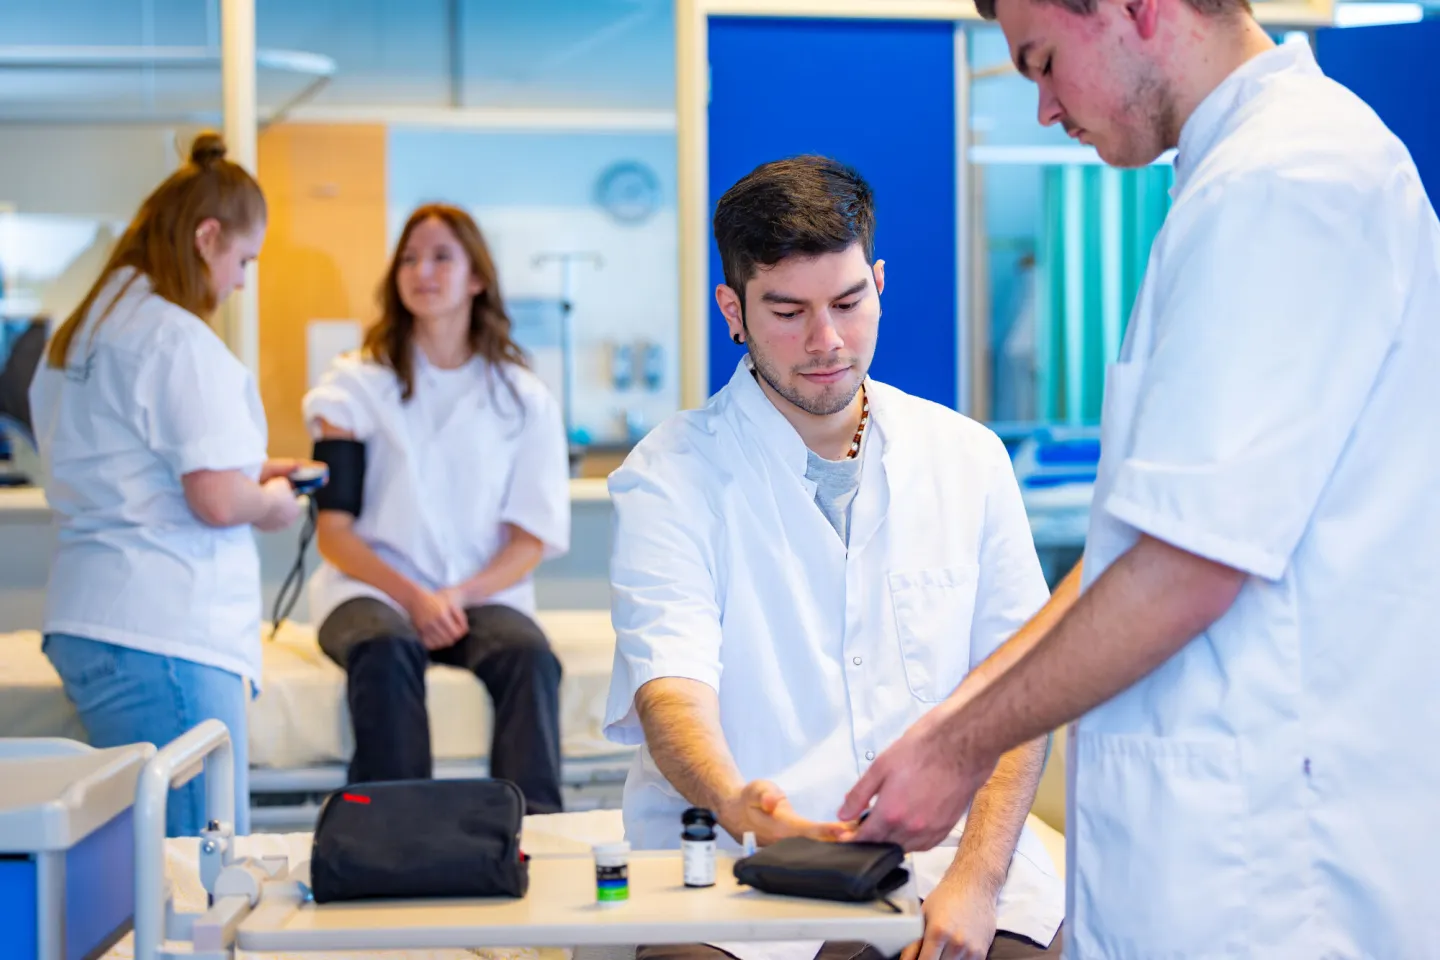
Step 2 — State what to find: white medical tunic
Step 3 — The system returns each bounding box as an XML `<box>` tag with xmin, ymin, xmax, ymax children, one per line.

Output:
<box><xmin>302</xmin><ymin>351</ymin><xmax>570</xmax><ymax>625</ymax></box>
<box><xmin>1068</xmin><ymin>42</ymin><xmax>1440</xmax><ymax>958</ymax></box>
<box><xmin>29</xmin><ymin>268</ymin><xmax>269</xmax><ymax>685</ymax></box>
<box><xmin>605</xmin><ymin>359</ymin><xmax>1065</xmax><ymax>956</ymax></box>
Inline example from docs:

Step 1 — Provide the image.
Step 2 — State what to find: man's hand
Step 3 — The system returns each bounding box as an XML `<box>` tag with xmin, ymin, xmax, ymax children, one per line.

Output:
<box><xmin>839</xmin><ymin>708</ymin><xmax>997</xmax><ymax>851</ymax></box>
<box><xmin>902</xmin><ymin>873</ymin><xmax>1000</xmax><ymax>960</ymax></box>
<box><xmin>720</xmin><ymin>780</ymin><xmax>853</xmax><ymax>847</ymax></box>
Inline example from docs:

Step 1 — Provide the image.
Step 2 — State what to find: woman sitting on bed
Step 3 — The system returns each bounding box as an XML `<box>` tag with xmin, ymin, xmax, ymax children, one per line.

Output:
<box><xmin>303</xmin><ymin>203</ymin><xmax>570</xmax><ymax>814</ymax></box>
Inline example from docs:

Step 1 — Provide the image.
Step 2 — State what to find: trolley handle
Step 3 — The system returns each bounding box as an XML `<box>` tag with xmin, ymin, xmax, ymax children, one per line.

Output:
<box><xmin>133</xmin><ymin>719</ymin><xmax>235</xmax><ymax>960</ymax></box>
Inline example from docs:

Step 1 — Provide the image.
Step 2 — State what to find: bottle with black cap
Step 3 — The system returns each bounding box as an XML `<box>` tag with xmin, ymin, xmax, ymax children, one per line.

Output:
<box><xmin>681</xmin><ymin>807</ymin><xmax>717</xmax><ymax>887</ymax></box>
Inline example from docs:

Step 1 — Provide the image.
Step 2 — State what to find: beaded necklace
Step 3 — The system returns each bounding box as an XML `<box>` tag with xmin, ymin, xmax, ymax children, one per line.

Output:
<box><xmin>845</xmin><ymin>388</ymin><xmax>870</xmax><ymax>460</ymax></box>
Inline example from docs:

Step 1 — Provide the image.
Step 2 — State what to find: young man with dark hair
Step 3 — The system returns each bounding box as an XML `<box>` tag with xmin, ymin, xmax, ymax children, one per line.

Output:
<box><xmin>844</xmin><ymin>0</ymin><xmax>1440</xmax><ymax>955</ymax></box>
<box><xmin>602</xmin><ymin>155</ymin><xmax>1065</xmax><ymax>960</ymax></box>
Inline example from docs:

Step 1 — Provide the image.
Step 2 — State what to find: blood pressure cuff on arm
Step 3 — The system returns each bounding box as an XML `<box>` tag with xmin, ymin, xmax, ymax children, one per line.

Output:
<box><xmin>311</xmin><ymin>438</ymin><xmax>365</xmax><ymax>516</ymax></box>
<box><xmin>733</xmin><ymin>837</ymin><xmax>909</xmax><ymax>904</ymax></box>
<box><xmin>310</xmin><ymin>779</ymin><xmax>529</xmax><ymax>903</ymax></box>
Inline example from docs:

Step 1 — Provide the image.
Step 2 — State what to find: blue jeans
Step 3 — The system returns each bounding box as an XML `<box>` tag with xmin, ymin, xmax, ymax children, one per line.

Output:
<box><xmin>42</xmin><ymin>634</ymin><xmax>251</xmax><ymax>837</ymax></box>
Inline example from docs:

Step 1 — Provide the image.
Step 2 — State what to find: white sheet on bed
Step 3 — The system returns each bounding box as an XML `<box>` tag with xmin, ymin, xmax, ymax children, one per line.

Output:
<box><xmin>252</xmin><ymin>614</ymin><xmax>626</xmax><ymax>769</ymax></box>
<box><xmin>0</xmin><ymin>611</ymin><xmax>631</xmax><ymax>769</ymax></box>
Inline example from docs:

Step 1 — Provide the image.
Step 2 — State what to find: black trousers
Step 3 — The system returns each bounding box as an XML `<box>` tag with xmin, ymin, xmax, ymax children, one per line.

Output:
<box><xmin>318</xmin><ymin>597</ymin><xmax>564</xmax><ymax>814</ymax></box>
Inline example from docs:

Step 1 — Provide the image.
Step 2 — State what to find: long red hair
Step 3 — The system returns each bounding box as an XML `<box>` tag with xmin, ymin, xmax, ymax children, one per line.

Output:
<box><xmin>46</xmin><ymin>131</ymin><xmax>266</xmax><ymax>368</ymax></box>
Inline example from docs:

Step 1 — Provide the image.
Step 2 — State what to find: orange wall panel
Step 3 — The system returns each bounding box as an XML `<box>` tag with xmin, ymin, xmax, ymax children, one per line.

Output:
<box><xmin>257</xmin><ymin>124</ymin><xmax>388</xmax><ymax>458</ymax></box>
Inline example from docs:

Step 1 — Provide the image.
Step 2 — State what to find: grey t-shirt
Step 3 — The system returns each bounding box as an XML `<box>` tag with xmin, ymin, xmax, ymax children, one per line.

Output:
<box><xmin>806</xmin><ymin>446</ymin><xmax>863</xmax><ymax>545</ymax></box>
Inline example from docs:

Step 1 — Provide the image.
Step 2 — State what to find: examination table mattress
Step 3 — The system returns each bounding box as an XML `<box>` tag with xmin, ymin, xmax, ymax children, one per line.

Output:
<box><xmin>0</xmin><ymin>611</ymin><xmax>631</xmax><ymax>769</ymax></box>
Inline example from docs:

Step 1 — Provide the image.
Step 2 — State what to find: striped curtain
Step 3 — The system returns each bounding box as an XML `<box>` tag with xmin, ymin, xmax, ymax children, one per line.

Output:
<box><xmin>1035</xmin><ymin>164</ymin><xmax>1174</xmax><ymax>424</ymax></box>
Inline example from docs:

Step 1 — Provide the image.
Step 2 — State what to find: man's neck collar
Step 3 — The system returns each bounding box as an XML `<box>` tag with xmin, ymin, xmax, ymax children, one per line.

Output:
<box><xmin>749</xmin><ymin>364</ymin><xmax>867</xmax><ymax>462</ymax></box>
<box><xmin>1169</xmin><ymin>21</ymin><xmax>1279</xmax><ymax>150</ymax></box>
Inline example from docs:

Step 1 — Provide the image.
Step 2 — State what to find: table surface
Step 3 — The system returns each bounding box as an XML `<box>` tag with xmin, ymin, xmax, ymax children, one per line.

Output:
<box><xmin>0</xmin><ymin>485</ymin><xmax>48</xmax><ymax>523</ymax></box>
<box><xmin>237</xmin><ymin>850</ymin><xmax>922</xmax><ymax>954</ymax></box>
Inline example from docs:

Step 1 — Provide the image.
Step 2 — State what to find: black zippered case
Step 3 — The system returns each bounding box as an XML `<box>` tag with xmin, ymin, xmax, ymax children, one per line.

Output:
<box><xmin>309</xmin><ymin>778</ymin><xmax>529</xmax><ymax>903</ymax></box>
<box><xmin>733</xmin><ymin>837</ymin><xmax>909</xmax><ymax>903</ymax></box>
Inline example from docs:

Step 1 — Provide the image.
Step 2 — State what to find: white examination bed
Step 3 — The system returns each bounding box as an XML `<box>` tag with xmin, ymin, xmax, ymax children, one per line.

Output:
<box><xmin>0</xmin><ymin>611</ymin><xmax>635</xmax><ymax>829</ymax></box>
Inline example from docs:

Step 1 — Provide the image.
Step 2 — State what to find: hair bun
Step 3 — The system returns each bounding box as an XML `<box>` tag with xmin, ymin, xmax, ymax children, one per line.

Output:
<box><xmin>190</xmin><ymin>132</ymin><xmax>228</xmax><ymax>167</ymax></box>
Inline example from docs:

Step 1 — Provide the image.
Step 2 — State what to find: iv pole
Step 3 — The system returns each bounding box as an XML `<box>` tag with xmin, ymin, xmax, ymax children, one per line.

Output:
<box><xmin>532</xmin><ymin>251</ymin><xmax>603</xmax><ymax>464</ymax></box>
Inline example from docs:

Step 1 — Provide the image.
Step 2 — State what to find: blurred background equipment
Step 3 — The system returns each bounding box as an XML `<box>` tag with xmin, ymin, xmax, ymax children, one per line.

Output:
<box><xmin>0</xmin><ymin>317</ymin><xmax>45</xmax><ymax>487</ymax></box>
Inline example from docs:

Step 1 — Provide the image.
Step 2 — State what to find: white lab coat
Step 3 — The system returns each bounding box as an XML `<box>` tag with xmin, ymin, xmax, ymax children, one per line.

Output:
<box><xmin>28</xmin><ymin>268</ymin><xmax>269</xmax><ymax>685</ymax></box>
<box><xmin>1068</xmin><ymin>42</ymin><xmax>1440</xmax><ymax>958</ymax></box>
<box><xmin>605</xmin><ymin>358</ymin><xmax>1065</xmax><ymax>958</ymax></box>
<box><xmin>301</xmin><ymin>350</ymin><xmax>570</xmax><ymax>626</ymax></box>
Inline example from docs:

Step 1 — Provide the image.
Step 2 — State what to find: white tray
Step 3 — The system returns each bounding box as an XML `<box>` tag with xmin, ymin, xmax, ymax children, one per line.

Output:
<box><xmin>238</xmin><ymin>850</ymin><xmax>922</xmax><ymax>955</ymax></box>
<box><xmin>0</xmin><ymin>738</ymin><xmax>154</xmax><ymax>852</ymax></box>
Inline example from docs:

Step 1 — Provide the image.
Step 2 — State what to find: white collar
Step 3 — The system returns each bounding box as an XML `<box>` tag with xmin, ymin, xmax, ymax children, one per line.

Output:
<box><xmin>1172</xmin><ymin>39</ymin><xmax>1321</xmax><ymax>196</ymax></box>
<box><xmin>414</xmin><ymin>346</ymin><xmax>481</xmax><ymax>379</ymax></box>
<box><xmin>725</xmin><ymin>356</ymin><xmax>892</xmax><ymax>479</ymax></box>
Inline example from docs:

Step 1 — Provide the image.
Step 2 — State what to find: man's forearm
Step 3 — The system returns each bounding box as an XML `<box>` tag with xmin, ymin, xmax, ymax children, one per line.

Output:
<box><xmin>635</xmin><ymin>678</ymin><xmax>745</xmax><ymax>820</ymax></box>
<box><xmin>935</xmin><ymin>565</ymin><xmax>1076</xmax><ymax>893</ymax></box>
<box><xmin>946</xmin><ymin>736</ymin><xmax>1047</xmax><ymax>897</ymax></box>
<box><xmin>952</xmin><ymin>536</ymin><xmax>1245</xmax><ymax>766</ymax></box>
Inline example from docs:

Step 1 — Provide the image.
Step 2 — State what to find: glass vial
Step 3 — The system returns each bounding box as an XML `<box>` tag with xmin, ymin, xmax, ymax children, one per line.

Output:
<box><xmin>681</xmin><ymin>807</ymin><xmax>718</xmax><ymax>888</ymax></box>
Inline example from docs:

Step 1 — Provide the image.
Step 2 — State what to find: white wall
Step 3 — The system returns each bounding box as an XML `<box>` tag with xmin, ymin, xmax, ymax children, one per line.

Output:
<box><xmin>0</xmin><ymin>125</ymin><xmax>195</xmax><ymax>322</ymax></box>
<box><xmin>386</xmin><ymin>128</ymin><xmax>679</xmax><ymax>445</ymax></box>
<box><xmin>0</xmin><ymin>125</ymin><xmax>187</xmax><ymax>219</ymax></box>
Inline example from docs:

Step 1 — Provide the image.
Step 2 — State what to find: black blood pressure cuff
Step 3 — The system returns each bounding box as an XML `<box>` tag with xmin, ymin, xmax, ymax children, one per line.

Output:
<box><xmin>310</xmin><ymin>778</ymin><xmax>529</xmax><ymax>903</ymax></box>
<box><xmin>311</xmin><ymin>438</ymin><xmax>365</xmax><ymax>516</ymax></box>
<box><xmin>733</xmin><ymin>837</ymin><xmax>909</xmax><ymax>904</ymax></box>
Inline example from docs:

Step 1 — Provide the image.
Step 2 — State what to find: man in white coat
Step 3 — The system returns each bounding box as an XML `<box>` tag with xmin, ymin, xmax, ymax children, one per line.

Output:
<box><xmin>603</xmin><ymin>156</ymin><xmax>1065</xmax><ymax>960</ymax></box>
<box><xmin>842</xmin><ymin>0</ymin><xmax>1440</xmax><ymax>957</ymax></box>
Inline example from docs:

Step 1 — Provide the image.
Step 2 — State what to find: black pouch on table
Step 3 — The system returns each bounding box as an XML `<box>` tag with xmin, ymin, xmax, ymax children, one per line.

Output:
<box><xmin>310</xmin><ymin>778</ymin><xmax>528</xmax><ymax>903</ymax></box>
<box><xmin>733</xmin><ymin>837</ymin><xmax>909</xmax><ymax>903</ymax></box>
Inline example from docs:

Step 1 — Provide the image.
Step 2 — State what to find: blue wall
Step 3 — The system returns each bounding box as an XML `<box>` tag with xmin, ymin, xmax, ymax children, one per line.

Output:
<box><xmin>1317</xmin><ymin>20</ymin><xmax>1440</xmax><ymax>203</ymax></box>
<box><xmin>706</xmin><ymin>17</ymin><xmax>960</xmax><ymax>407</ymax></box>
